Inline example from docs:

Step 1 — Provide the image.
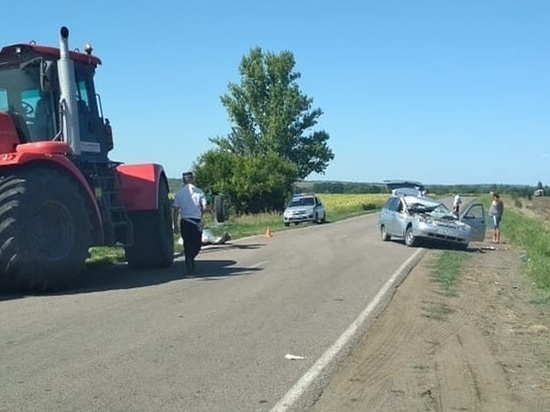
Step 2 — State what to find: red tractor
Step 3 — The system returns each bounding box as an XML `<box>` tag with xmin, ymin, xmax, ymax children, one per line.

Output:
<box><xmin>0</xmin><ymin>27</ymin><xmax>174</xmax><ymax>292</ymax></box>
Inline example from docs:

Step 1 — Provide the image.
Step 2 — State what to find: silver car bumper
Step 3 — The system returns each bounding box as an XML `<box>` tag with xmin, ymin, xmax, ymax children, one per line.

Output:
<box><xmin>415</xmin><ymin>222</ymin><xmax>470</xmax><ymax>244</ymax></box>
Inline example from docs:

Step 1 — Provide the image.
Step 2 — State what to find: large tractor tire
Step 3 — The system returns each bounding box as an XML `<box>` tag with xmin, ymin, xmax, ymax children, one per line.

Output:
<box><xmin>124</xmin><ymin>179</ymin><xmax>174</xmax><ymax>268</ymax></box>
<box><xmin>0</xmin><ymin>167</ymin><xmax>91</xmax><ymax>293</ymax></box>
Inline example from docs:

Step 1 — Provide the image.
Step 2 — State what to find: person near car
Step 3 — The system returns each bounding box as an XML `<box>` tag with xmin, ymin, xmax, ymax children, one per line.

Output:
<box><xmin>452</xmin><ymin>193</ymin><xmax>462</xmax><ymax>215</ymax></box>
<box><xmin>172</xmin><ymin>171</ymin><xmax>207</xmax><ymax>274</ymax></box>
<box><xmin>489</xmin><ymin>192</ymin><xmax>504</xmax><ymax>244</ymax></box>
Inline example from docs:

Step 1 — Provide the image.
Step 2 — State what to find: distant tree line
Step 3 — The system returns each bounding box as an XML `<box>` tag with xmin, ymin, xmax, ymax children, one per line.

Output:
<box><xmin>296</xmin><ymin>181</ymin><xmax>548</xmax><ymax>199</ymax></box>
<box><xmin>170</xmin><ymin>178</ymin><xmax>547</xmax><ymax>205</ymax></box>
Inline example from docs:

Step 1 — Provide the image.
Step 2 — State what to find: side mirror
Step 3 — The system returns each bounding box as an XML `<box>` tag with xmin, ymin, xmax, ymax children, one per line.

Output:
<box><xmin>40</xmin><ymin>60</ymin><xmax>55</xmax><ymax>92</ymax></box>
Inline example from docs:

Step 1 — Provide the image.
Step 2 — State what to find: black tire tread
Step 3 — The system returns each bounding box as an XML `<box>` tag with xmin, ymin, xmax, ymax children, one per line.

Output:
<box><xmin>124</xmin><ymin>179</ymin><xmax>174</xmax><ymax>268</ymax></box>
<box><xmin>0</xmin><ymin>167</ymin><xmax>91</xmax><ymax>292</ymax></box>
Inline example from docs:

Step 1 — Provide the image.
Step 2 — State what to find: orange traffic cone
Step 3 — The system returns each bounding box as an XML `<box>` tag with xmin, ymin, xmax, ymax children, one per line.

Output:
<box><xmin>264</xmin><ymin>226</ymin><xmax>273</xmax><ymax>238</ymax></box>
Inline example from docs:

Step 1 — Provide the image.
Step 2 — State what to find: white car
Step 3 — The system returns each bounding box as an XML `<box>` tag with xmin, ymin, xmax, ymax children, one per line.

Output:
<box><xmin>283</xmin><ymin>193</ymin><xmax>326</xmax><ymax>226</ymax></box>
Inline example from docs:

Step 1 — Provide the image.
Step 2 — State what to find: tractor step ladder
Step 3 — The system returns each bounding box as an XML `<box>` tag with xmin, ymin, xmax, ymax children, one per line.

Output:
<box><xmin>78</xmin><ymin>161</ymin><xmax>133</xmax><ymax>247</ymax></box>
<box><xmin>96</xmin><ymin>170</ymin><xmax>133</xmax><ymax>247</ymax></box>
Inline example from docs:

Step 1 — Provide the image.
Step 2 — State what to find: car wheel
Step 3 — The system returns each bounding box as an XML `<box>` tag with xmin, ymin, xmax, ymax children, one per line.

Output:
<box><xmin>380</xmin><ymin>225</ymin><xmax>391</xmax><ymax>241</ymax></box>
<box><xmin>320</xmin><ymin>213</ymin><xmax>326</xmax><ymax>223</ymax></box>
<box><xmin>314</xmin><ymin>213</ymin><xmax>319</xmax><ymax>223</ymax></box>
<box><xmin>404</xmin><ymin>226</ymin><xmax>417</xmax><ymax>247</ymax></box>
<box><xmin>284</xmin><ymin>222</ymin><xmax>290</xmax><ymax>227</ymax></box>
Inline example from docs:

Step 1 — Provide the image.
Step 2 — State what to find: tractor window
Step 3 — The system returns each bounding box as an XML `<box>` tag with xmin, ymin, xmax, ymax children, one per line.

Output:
<box><xmin>75</xmin><ymin>79</ymin><xmax>94</xmax><ymax>144</ymax></box>
<box><xmin>21</xmin><ymin>88</ymin><xmax>57</xmax><ymax>141</ymax></box>
<box><xmin>76</xmin><ymin>80</ymin><xmax>91</xmax><ymax>107</ymax></box>
<box><xmin>21</xmin><ymin>89</ymin><xmax>40</xmax><ymax>120</ymax></box>
<box><xmin>74</xmin><ymin>68</ymin><xmax>104</xmax><ymax>154</ymax></box>
<box><xmin>0</xmin><ymin>65</ymin><xmax>57</xmax><ymax>142</ymax></box>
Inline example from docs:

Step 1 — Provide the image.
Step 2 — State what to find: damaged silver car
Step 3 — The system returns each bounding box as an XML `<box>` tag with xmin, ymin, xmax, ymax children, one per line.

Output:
<box><xmin>378</xmin><ymin>195</ymin><xmax>486</xmax><ymax>249</ymax></box>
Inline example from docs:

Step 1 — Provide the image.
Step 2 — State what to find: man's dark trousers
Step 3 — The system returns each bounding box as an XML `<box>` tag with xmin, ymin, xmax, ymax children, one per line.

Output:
<box><xmin>181</xmin><ymin>218</ymin><xmax>202</xmax><ymax>273</ymax></box>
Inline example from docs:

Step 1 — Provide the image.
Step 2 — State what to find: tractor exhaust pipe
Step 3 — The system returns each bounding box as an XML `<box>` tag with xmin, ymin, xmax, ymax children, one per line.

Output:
<box><xmin>57</xmin><ymin>26</ymin><xmax>81</xmax><ymax>154</ymax></box>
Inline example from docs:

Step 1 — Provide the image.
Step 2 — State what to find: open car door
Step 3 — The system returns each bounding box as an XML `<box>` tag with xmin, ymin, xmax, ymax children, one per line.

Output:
<box><xmin>460</xmin><ymin>203</ymin><xmax>487</xmax><ymax>242</ymax></box>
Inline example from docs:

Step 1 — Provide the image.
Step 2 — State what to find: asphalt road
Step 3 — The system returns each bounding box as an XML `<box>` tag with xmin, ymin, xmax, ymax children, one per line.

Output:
<box><xmin>0</xmin><ymin>213</ymin><xmax>422</xmax><ymax>412</ymax></box>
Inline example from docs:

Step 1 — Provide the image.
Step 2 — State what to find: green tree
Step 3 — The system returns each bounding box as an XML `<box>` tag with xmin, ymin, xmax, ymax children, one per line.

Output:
<box><xmin>211</xmin><ymin>47</ymin><xmax>334</xmax><ymax>179</ymax></box>
<box><xmin>193</xmin><ymin>149</ymin><xmax>298</xmax><ymax>214</ymax></box>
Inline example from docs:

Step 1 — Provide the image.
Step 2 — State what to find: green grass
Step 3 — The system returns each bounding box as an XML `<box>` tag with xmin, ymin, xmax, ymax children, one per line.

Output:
<box><xmin>429</xmin><ymin>250</ymin><xmax>470</xmax><ymax>297</ymax></box>
<box><xmin>423</xmin><ymin>302</ymin><xmax>453</xmax><ymax>321</ymax></box>
<box><xmin>86</xmin><ymin>247</ymin><xmax>126</xmax><ymax>266</ymax></box>
<box><xmin>497</xmin><ymin>202</ymin><xmax>550</xmax><ymax>303</ymax></box>
<box><xmin>422</xmin><ymin>248</ymin><xmax>471</xmax><ymax>322</ymax></box>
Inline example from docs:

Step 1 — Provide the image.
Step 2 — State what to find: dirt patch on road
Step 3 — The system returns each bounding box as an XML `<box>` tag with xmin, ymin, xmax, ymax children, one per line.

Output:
<box><xmin>311</xmin><ymin>240</ymin><xmax>550</xmax><ymax>411</ymax></box>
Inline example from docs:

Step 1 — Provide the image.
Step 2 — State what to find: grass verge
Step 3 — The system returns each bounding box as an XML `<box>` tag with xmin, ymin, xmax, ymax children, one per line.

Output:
<box><xmin>429</xmin><ymin>250</ymin><xmax>470</xmax><ymax>297</ymax></box>
<box><xmin>499</xmin><ymin>202</ymin><xmax>550</xmax><ymax>304</ymax></box>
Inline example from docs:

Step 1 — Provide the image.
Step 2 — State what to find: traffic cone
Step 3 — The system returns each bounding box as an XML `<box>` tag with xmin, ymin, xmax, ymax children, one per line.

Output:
<box><xmin>264</xmin><ymin>226</ymin><xmax>273</xmax><ymax>238</ymax></box>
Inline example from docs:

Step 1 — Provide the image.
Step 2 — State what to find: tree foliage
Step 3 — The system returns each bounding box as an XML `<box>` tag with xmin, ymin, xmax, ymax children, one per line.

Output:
<box><xmin>193</xmin><ymin>149</ymin><xmax>298</xmax><ymax>214</ymax></box>
<box><xmin>211</xmin><ymin>47</ymin><xmax>334</xmax><ymax>180</ymax></box>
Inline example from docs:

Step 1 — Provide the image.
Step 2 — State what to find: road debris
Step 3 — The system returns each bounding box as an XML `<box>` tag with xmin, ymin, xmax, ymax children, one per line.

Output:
<box><xmin>285</xmin><ymin>354</ymin><xmax>305</xmax><ymax>360</ymax></box>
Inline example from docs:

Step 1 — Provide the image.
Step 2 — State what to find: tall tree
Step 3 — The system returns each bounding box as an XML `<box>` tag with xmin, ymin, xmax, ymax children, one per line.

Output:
<box><xmin>211</xmin><ymin>47</ymin><xmax>334</xmax><ymax>179</ymax></box>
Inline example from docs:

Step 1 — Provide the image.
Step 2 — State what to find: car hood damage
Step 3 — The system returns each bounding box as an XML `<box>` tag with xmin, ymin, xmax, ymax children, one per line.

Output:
<box><xmin>405</xmin><ymin>196</ymin><xmax>469</xmax><ymax>227</ymax></box>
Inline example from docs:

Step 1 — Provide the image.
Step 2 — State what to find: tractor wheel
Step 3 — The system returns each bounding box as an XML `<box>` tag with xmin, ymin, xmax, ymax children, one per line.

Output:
<box><xmin>0</xmin><ymin>167</ymin><xmax>91</xmax><ymax>292</ymax></box>
<box><xmin>214</xmin><ymin>195</ymin><xmax>228</xmax><ymax>223</ymax></box>
<box><xmin>124</xmin><ymin>179</ymin><xmax>174</xmax><ymax>268</ymax></box>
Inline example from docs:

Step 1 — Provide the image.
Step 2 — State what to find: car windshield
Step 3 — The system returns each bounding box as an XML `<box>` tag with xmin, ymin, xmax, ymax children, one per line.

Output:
<box><xmin>289</xmin><ymin>197</ymin><xmax>315</xmax><ymax>207</ymax></box>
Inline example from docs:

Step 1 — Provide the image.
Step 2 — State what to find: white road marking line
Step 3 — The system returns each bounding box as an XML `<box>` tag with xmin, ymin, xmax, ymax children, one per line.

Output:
<box><xmin>270</xmin><ymin>248</ymin><xmax>424</xmax><ymax>412</ymax></box>
<box><xmin>250</xmin><ymin>260</ymin><xmax>269</xmax><ymax>269</ymax></box>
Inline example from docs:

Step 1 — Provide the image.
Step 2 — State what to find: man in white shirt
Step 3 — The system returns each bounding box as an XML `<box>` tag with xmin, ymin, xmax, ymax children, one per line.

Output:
<box><xmin>172</xmin><ymin>172</ymin><xmax>207</xmax><ymax>274</ymax></box>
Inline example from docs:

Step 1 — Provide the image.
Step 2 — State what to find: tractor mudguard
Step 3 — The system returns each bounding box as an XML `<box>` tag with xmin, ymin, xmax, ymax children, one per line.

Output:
<box><xmin>116</xmin><ymin>163</ymin><xmax>167</xmax><ymax>211</ymax></box>
<box><xmin>0</xmin><ymin>149</ymin><xmax>104</xmax><ymax>244</ymax></box>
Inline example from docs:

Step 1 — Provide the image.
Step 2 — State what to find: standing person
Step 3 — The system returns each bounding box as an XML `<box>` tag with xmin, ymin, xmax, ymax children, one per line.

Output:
<box><xmin>172</xmin><ymin>172</ymin><xmax>207</xmax><ymax>274</ymax></box>
<box><xmin>489</xmin><ymin>192</ymin><xmax>504</xmax><ymax>244</ymax></box>
<box><xmin>452</xmin><ymin>193</ymin><xmax>462</xmax><ymax>216</ymax></box>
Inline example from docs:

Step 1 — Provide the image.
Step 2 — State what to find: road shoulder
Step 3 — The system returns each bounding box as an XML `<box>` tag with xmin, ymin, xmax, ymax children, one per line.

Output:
<box><xmin>310</xmin><ymin>241</ymin><xmax>550</xmax><ymax>411</ymax></box>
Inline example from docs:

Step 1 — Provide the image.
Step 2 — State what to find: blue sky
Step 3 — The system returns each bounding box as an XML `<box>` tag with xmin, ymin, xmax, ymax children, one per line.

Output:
<box><xmin>3</xmin><ymin>1</ymin><xmax>549</xmax><ymax>185</ymax></box>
